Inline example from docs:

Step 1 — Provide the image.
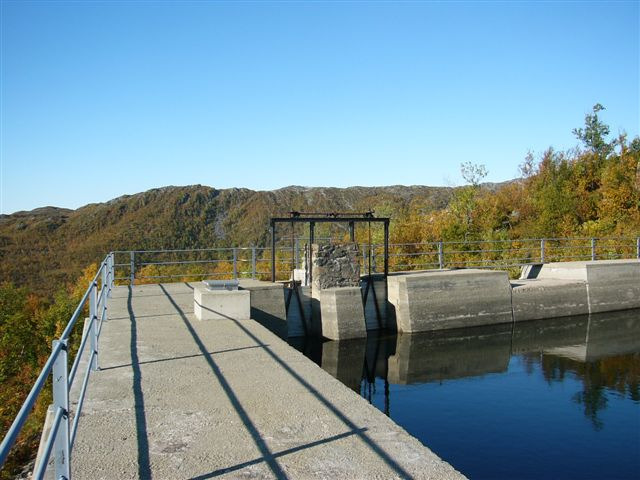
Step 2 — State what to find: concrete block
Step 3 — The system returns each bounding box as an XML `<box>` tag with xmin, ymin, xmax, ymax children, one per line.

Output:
<box><xmin>194</xmin><ymin>285</ymin><xmax>250</xmax><ymax>320</ymax></box>
<box><xmin>387</xmin><ymin>269</ymin><xmax>513</xmax><ymax>333</ymax></box>
<box><xmin>238</xmin><ymin>279</ymin><xmax>287</xmax><ymax>336</ymax></box>
<box><xmin>320</xmin><ymin>287</ymin><xmax>366</xmax><ymax>340</ymax></box>
<box><xmin>537</xmin><ymin>259</ymin><xmax>640</xmax><ymax>313</ymax></box>
<box><xmin>511</xmin><ymin>278</ymin><xmax>589</xmax><ymax>322</ymax></box>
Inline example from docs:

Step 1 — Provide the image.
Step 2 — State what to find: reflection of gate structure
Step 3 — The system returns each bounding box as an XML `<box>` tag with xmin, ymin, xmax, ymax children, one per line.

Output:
<box><xmin>270</xmin><ymin>211</ymin><xmax>390</xmax><ymax>331</ymax></box>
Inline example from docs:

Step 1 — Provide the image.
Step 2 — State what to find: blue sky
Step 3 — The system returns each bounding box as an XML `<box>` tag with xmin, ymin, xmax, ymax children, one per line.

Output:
<box><xmin>1</xmin><ymin>1</ymin><xmax>638</xmax><ymax>214</ymax></box>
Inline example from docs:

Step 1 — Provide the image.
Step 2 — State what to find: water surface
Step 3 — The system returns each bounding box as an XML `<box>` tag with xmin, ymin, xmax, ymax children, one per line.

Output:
<box><xmin>290</xmin><ymin>310</ymin><xmax>640</xmax><ymax>479</ymax></box>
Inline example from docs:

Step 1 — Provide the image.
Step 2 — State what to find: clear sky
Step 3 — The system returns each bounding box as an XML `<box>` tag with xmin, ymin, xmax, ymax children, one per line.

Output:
<box><xmin>1</xmin><ymin>1</ymin><xmax>638</xmax><ymax>214</ymax></box>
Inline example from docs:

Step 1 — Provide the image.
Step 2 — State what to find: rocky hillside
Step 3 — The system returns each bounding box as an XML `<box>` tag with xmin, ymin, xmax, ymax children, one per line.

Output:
<box><xmin>0</xmin><ymin>184</ymin><xmax>456</xmax><ymax>295</ymax></box>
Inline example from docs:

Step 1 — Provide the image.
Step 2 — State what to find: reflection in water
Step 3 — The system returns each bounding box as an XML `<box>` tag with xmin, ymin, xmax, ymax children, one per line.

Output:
<box><xmin>289</xmin><ymin>309</ymin><xmax>640</xmax><ymax>480</ymax></box>
<box><xmin>389</xmin><ymin>323</ymin><xmax>512</xmax><ymax>385</ymax></box>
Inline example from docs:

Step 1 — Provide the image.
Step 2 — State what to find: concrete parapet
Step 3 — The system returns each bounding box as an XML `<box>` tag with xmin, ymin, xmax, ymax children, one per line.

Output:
<box><xmin>537</xmin><ymin>259</ymin><xmax>640</xmax><ymax>313</ymax></box>
<box><xmin>194</xmin><ymin>285</ymin><xmax>250</xmax><ymax>320</ymax></box>
<box><xmin>239</xmin><ymin>279</ymin><xmax>287</xmax><ymax>336</ymax></box>
<box><xmin>286</xmin><ymin>285</ymin><xmax>312</xmax><ymax>337</ymax></box>
<box><xmin>362</xmin><ymin>274</ymin><xmax>389</xmax><ymax>331</ymax></box>
<box><xmin>511</xmin><ymin>278</ymin><xmax>589</xmax><ymax>322</ymax></box>
<box><xmin>387</xmin><ymin>269</ymin><xmax>513</xmax><ymax>333</ymax></box>
<box><xmin>320</xmin><ymin>287</ymin><xmax>366</xmax><ymax>340</ymax></box>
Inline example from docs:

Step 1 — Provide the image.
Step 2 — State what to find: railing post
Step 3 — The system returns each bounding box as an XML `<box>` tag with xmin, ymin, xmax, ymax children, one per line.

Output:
<box><xmin>130</xmin><ymin>251</ymin><xmax>135</xmax><ymax>286</ymax></box>
<box><xmin>294</xmin><ymin>238</ymin><xmax>300</xmax><ymax>269</ymax></box>
<box><xmin>101</xmin><ymin>261</ymin><xmax>107</xmax><ymax>297</ymax></box>
<box><xmin>109</xmin><ymin>253</ymin><xmax>114</xmax><ymax>295</ymax></box>
<box><xmin>251</xmin><ymin>247</ymin><xmax>256</xmax><ymax>279</ymax></box>
<box><xmin>540</xmin><ymin>238</ymin><xmax>546</xmax><ymax>263</ymax></box>
<box><xmin>271</xmin><ymin>225</ymin><xmax>276</xmax><ymax>282</ymax></box>
<box><xmin>90</xmin><ymin>282</ymin><xmax>99</xmax><ymax>371</ymax></box>
<box><xmin>52</xmin><ymin>339</ymin><xmax>70</xmax><ymax>480</ymax></box>
<box><xmin>232</xmin><ymin>248</ymin><xmax>238</xmax><ymax>279</ymax></box>
<box><xmin>372</xmin><ymin>247</ymin><xmax>377</xmax><ymax>273</ymax></box>
<box><xmin>591</xmin><ymin>238</ymin><xmax>597</xmax><ymax>261</ymax></box>
<box><xmin>438</xmin><ymin>241</ymin><xmax>444</xmax><ymax>269</ymax></box>
<box><xmin>637</xmin><ymin>237</ymin><xmax>639</xmax><ymax>259</ymax></box>
<box><xmin>361</xmin><ymin>244</ymin><xmax>366</xmax><ymax>272</ymax></box>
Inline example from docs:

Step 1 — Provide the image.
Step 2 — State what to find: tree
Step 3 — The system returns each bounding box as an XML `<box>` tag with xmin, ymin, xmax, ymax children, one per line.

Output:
<box><xmin>460</xmin><ymin>161</ymin><xmax>488</xmax><ymax>186</ymax></box>
<box><xmin>572</xmin><ymin>103</ymin><xmax>614</xmax><ymax>158</ymax></box>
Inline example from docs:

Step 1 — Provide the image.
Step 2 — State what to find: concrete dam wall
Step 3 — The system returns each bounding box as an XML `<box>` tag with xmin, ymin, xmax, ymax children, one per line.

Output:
<box><xmin>207</xmin><ymin>259</ymin><xmax>639</xmax><ymax>339</ymax></box>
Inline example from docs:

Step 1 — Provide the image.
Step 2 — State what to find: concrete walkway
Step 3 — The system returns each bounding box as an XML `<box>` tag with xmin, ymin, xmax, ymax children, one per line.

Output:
<box><xmin>71</xmin><ymin>283</ymin><xmax>464</xmax><ymax>480</ymax></box>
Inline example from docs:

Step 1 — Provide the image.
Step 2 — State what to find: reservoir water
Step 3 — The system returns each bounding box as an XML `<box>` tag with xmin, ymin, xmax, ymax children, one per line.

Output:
<box><xmin>290</xmin><ymin>309</ymin><xmax>640</xmax><ymax>479</ymax></box>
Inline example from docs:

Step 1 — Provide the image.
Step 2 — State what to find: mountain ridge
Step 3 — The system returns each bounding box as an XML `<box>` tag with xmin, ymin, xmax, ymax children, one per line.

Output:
<box><xmin>1</xmin><ymin>183</ymin><xmax>488</xmax><ymax>294</ymax></box>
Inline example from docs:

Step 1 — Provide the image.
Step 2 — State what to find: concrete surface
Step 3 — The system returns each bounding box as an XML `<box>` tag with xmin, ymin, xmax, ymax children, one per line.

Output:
<box><xmin>194</xmin><ymin>284</ymin><xmax>250</xmax><ymax>320</ymax></box>
<box><xmin>285</xmin><ymin>285</ymin><xmax>312</xmax><ymax>338</ymax></box>
<box><xmin>239</xmin><ymin>280</ymin><xmax>288</xmax><ymax>338</ymax></box>
<box><xmin>511</xmin><ymin>278</ymin><xmax>589</xmax><ymax>322</ymax></box>
<box><xmin>71</xmin><ymin>282</ymin><xmax>464</xmax><ymax>480</ymax></box>
<box><xmin>320</xmin><ymin>287</ymin><xmax>367</xmax><ymax>340</ymax></box>
<box><xmin>387</xmin><ymin>270</ymin><xmax>513</xmax><ymax>333</ymax></box>
<box><xmin>362</xmin><ymin>274</ymin><xmax>389</xmax><ymax>331</ymax></box>
<box><xmin>536</xmin><ymin>259</ymin><xmax>640</xmax><ymax>313</ymax></box>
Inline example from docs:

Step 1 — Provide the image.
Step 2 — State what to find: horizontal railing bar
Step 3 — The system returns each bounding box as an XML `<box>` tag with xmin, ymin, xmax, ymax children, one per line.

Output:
<box><xmin>139</xmin><ymin>259</ymin><xmax>229</xmax><ymax>266</ymax></box>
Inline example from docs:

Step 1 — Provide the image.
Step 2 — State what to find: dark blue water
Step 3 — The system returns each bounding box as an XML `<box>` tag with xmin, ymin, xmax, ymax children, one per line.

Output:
<box><xmin>290</xmin><ymin>310</ymin><xmax>640</xmax><ymax>479</ymax></box>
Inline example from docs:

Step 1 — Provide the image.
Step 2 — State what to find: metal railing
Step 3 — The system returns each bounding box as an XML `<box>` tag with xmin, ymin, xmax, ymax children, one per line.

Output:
<box><xmin>114</xmin><ymin>237</ymin><xmax>640</xmax><ymax>284</ymax></box>
<box><xmin>0</xmin><ymin>253</ymin><xmax>115</xmax><ymax>479</ymax></box>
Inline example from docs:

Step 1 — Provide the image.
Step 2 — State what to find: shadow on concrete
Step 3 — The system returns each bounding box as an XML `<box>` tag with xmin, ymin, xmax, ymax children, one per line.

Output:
<box><xmin>189</xmin><ymin>428</ymin><xmax>368</xmax><ymax>479</ymax></box>
<box><xmin>110</xmin><ymin>312</ymin><xmax>184</xmax><ymax>321</ymax></box>
<box><xmin>158</xmin><ymin>284</ymin><xmax>288</xmax><ymax>479</ymax></box>
<box><xmin>170</xmin><ymin>289</ymin><xmax>415</xmax><ymax>479</ymax></box>
<box><xmin>100</xmin><ymin>344</ymin><xmax>270</xmax><ymax>371</ymax></box>
<box><xmin>127</xmin><ymin>287</ymin><xmax>152</xmax><ymax>479</ymax></box>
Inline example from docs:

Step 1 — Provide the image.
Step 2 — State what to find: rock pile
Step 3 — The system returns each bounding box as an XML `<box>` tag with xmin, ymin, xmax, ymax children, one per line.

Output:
<box><xmin>311</xmin><ymin>243</ymin><xmax>361</xmax><ymax>290</ymax></box>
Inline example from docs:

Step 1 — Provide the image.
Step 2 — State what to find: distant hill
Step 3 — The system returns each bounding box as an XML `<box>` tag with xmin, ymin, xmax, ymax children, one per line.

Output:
<box><xmin>0</xmin><ymin>184</ymin><xmax>471</xmax><ymax>295</ymax></box>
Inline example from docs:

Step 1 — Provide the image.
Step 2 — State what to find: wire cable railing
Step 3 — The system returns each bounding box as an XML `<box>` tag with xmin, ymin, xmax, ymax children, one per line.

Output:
<box><xmin>114</xmin><ymin>236</ymin><xmax>640</xmax><ymax>284</ymax></box>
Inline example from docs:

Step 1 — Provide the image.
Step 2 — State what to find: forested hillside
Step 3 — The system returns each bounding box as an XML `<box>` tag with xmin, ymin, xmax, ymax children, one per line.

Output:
<box><xmin>0</xmin><ymin>185</ymin><xmax>455</xmax><ymax>296</ymax></box>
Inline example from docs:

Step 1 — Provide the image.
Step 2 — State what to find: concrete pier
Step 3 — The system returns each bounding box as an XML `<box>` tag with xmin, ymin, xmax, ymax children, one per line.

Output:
<box><xmin>511</xmin><ymin>278</ymin><xmax>589</xmax><ymax>322</ymax></box>
<box><xmin>320</xmin><ymin>286</ymin><xmax>367</xmax><ymax>340</ymax></box>
<box><xmin>71</xmin><ymin>283</ymin><xmax>464</xmax><ymax>479</ymax></box>
<box><xmin>387</xmin><ymin>269</ymin><xmax>513</xmax><ymax>333</ymax></box>
<box><xmin>536</xmin><ymin>259</ymin><xmax>640</xmax><ymax>313</ymax></box>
